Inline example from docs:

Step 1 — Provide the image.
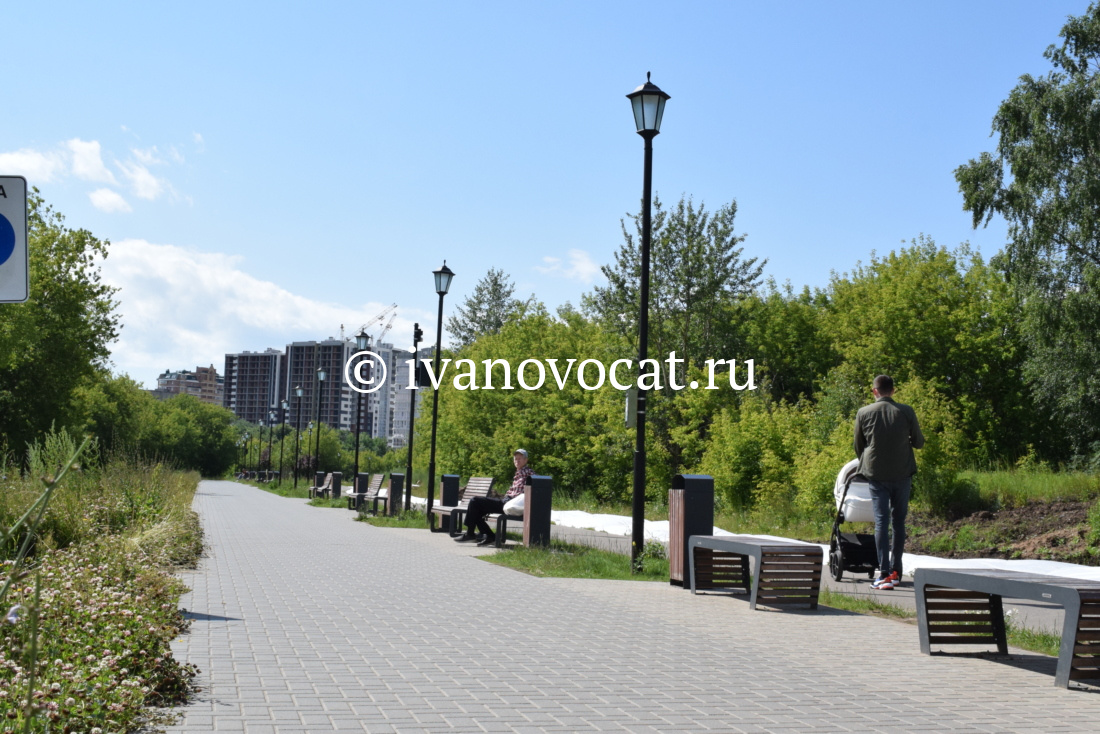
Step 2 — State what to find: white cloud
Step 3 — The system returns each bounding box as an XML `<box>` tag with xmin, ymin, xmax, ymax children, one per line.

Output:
<box><xmin>89</xmin><ymin>188</ymin><xmax>132</xmax><ymax>213</ymax></box>
<box><xmin>67</xmin><ymin>139</ymin><xmax>116</xmax><ymax>183</ymax></box>
<box><xmin>131</xmin><ymin>146</ymin><xmax>162</xmax><ymax>165</ymax></box>
<box><xmin>533</xmin><ymin>248</ymin><xmax>602</xmax><ymax>284</ymax></box>
<box><xmin>0</xmin><ymin>148</ymin><xmax>67</xmax><ymax>182</ymax></box>
<box><xmin>99</xmin><ymin>239</ymin><xmax>432</xmax><ymax>387</ymax></box>
<box><xmin>116</xmin><ymin>158</ymin><xmax>165</xmax><ymax>200</ymax></box>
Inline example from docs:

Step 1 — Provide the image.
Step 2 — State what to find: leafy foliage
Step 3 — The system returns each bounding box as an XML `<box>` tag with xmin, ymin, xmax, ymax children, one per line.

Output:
<box><xmin>956</xmin><ymin>3</ymin><xmax>1100</xmax><ymax>458</ymax></box>
<box><xmin>0</xmin><ymin>193</ymin><xmax>120</xmax><ymax>459</ymax></box>
<box><xmin>445</xmin><ymin>267</ymin><xmax>527</xmax><ymax>349</ymax></box>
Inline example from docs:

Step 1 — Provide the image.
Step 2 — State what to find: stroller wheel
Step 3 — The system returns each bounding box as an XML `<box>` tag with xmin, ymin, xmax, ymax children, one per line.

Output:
<box><xmin>829</xmin><ymin>549</ymin><xmax>843</xmax><ymax>582</ymax></box>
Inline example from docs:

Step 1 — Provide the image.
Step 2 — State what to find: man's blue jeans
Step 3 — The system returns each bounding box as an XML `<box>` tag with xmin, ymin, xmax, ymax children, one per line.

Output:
<box><xmin>869</xmin><ymin>478</ymin><xmax>911</xmax><ymax>577</ymax></box>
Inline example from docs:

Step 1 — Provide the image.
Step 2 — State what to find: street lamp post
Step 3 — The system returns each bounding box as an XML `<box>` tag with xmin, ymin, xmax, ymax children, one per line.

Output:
<box><xmin>306</xmin><ymin>421</ymin><xmax>314</xmax><ymax>479</ymax></box>
<box><xmin>267</xmin><ymin>410</ymin><xmax>276</xmax><ymax>477</ymax></box>
<box><xmin>405</xmin><ymin>323</ymin><xmax>423</xmax><ymax>512</ymax></box>
<box><xmin>279</xmin><ymin>399</ymin><xmax>289</xmax><ymax>483</ymax></box>
<box><xmin>314</xmin><ymin>367</ymin><xmax>326</xmax><ymax>475</ymax></box>
<box><xmin>293</xmin><ymin>385</ymin><xmax>303</xmax><ymax>488</ymax></box>
<box><xmin>426</xmin><ymin>262</ymin><xmax>454</xmax><ymax>526</ymax></box>
<box><xmin>626</xmin><ymin>72</ymin><xmax>670</xmax><ymax>571</ymax></box>
<box><xmin>353</xmin><ymin>328</ymin><xmax>370</xmax><ymax>482</ymax></box>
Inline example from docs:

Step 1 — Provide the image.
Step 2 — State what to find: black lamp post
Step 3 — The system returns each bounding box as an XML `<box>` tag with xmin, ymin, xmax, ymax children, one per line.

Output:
<box><xmin>353</xmin><ymin>328</ymin><xmax>370</xmax><ymax>482</ymax></box>
<box><xmin>314</xmin><ymin>367</ymin><xmax>326</xmax><ymax>475</ymax></box>
<box><xmin>426</xmin><ymin>262</ymin><xmax>454</xmax><ymax>526</ymax></box>
<box><xmin>306</xmin><ymin>421</ymin><xmax>313</xmax><ymax>477</ymax></box>
<box><xmin>293</xmin><ymin>385</ymin><xmax>303</xmax><ymax>487</ymax></box>
<box><xmin>405</xmin><ymin>323</ymin><xmax>423</xmax><ymax>512</ymax></box>
<box><xmin>626</xmin><ymin>72</ymin><xmax>670</xmax><ymax>571</ymax></box>
<box><xmin>279</xmin><ymin>399</ymin><xmax>288</xmax><ymax>483</ymax></box>
<box><xmin>267</xmin><ymin>410</ymin><xmax>276</xmax><ymax>475</ymax></box>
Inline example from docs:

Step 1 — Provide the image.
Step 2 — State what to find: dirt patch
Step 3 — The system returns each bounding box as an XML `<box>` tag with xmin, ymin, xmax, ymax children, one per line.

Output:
<box><xmin>905</xmin><ymin>500</ymin><xmax>1100</xmax><ymax>565</ymax></box>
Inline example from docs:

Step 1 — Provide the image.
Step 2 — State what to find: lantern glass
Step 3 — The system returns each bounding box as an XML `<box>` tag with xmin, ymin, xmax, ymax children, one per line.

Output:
<box><xmin>295</xmin><ymin>385</ymin><xmax>303</xmax><ymax>397</ymax></box>
<box><xmin>627</xmin><ymin>75</ymin><xmax>670</xmax><ymax>134</ymax></box>
<box><xmin>317</xmin><ymin>368</ymin><xmax>326</xmax><ymax>382</ymax></box>
<box><xmin>433</xmin><ymin>262</ymin><xmax>455</xmax><ymax>295</ymax></box>
<box><xmin>355</xmin><ymin>329</ymin><xmax>369</xmax><ymax>351</ymax></box>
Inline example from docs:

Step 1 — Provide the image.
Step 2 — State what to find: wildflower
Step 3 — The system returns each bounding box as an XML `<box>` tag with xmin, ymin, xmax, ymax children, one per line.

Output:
<box><xmin>3</xmin><ymin>606</ymin><xmax>22</xmax><ymax>625</ymax></box>
<box><xmin>50</xmin><ymin>682</ymin><xmax>61</xmax><ymax>692</ymax></box>
<box><xmin>65</xmin><ymin>697</ymin><xmax>75</xmax><ymax>706</ymax></box>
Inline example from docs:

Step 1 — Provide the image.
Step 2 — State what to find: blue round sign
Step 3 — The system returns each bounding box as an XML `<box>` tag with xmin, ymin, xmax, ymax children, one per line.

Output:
<box><xmin>0</xmin><ymin>213</ymin><xmax>15</xmax><ymax>266</ymax></box>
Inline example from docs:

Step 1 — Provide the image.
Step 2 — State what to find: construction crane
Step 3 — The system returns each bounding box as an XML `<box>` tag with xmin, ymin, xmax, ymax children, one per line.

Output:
<box><xmin>351</xmin><ymin>303</ymin><xmax>398</xmax><ymax>344</ymax></box>
<box><xmin>376</xmin><ymin>313</ymin><xmax>397</xmax><ymax>345</ymax></box>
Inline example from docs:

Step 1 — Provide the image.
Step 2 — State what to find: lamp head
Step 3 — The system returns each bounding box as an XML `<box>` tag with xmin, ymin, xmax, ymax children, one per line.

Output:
<box><xmin>626</xmin><ymin>72</ymin><xmax>670</xmax><ymax>136</ymax></box>
<box><xmin>433</xmin><ymin>261</ymin><xmax>455</xmax><ymax>295</ymax></box>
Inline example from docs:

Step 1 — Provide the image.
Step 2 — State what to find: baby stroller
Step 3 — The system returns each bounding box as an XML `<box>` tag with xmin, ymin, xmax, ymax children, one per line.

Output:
<box><xmin>828</xmin><ymin>459</ymin><xmax>878</xmax><ymax>581</ymax></box>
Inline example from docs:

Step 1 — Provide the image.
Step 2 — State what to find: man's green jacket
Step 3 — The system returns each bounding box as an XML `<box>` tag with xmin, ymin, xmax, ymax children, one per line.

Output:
<box><xmin>854</xmin><ymin>396</ymin><xmax>925</xmax><ymax>481</ymax></box>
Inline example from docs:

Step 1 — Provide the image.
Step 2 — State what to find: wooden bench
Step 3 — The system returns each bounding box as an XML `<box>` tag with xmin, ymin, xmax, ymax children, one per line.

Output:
<box><xmin>915</xmin><ymin>567</ymin><xmax>1100</xmax><ymax>688</ymax></box>
<box><xmin>431</xmin><ymin>477</ymin><xmax>494</xmax><ymax>535</ymax></box>
<box><xmin>688</xmin><ymin>535</ymin><xmax>824</xmax><ymax>610</ymax></box>
<box><xmin>347</xmin><ymin>473</ymin><xmax>387</xmax><ymax>512</ymax></box>
<box><xmin>308</xmin><ymin>473</ymin><xmax>333</xmax><ymax>499</ymax></box>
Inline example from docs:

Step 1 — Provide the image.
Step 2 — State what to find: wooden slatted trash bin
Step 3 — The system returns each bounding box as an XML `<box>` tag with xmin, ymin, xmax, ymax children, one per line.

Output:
<box><xmin>522</xmin><ymin>475</ymin><xmax>553</xmax><ymax>547</ymax></box>
<box><xmin>669</xmin><ymin>474</ymin><xmax>715</xmax><ymax>587</ymax></box>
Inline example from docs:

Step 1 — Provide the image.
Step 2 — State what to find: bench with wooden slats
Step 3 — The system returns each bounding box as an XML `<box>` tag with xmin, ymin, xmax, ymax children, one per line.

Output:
<box><xmin>430</xmin><ymin>477</ymin><xmax>494</xmax><ymax>535</ymax></box>
<box><xmin>688</xmin><ymin>535</ymin><xmax>823</xmax><ymax>611</ymax></box>
<box><xmin>308</xmin><ymin>473</ymin><xmax>333</xmax><ymax>499</ymax></box>
<box><xmin>347</xmin><ymin>473</ymin><xmax>387</xmax><ymax>513</ymax></box>
<box><xmin>915</xmin><ymin>568</ymin><xmax>1100</xmax><ymax>688</ymax></box>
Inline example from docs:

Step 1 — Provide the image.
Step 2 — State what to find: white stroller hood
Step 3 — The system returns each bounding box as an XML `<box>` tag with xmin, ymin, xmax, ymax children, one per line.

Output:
<box><xmin>834</xmin><ymin>458</ymin><xmax>875</xmax><ymax>523</ymax></box>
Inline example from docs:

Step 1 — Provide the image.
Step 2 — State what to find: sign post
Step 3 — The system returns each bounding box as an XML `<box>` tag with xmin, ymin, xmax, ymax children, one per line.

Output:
<box><xmin>0</xmin><ymin>176</ymin><xmax>29</xmax><ymax>303</ymax></box>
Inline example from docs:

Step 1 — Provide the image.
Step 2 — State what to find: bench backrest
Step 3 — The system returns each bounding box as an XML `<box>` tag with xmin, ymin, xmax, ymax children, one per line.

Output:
<box><xmin>318</xmin><ymin>473</ymin><xmax>333</xmax><ymax>489</ymax></box>
<box><xmin>457</xmin><ymin>477</ymin><xmax>494</xmax><ymax>507</ymax></box>
<box><xmin>364</xmin><ymin>473</ymin><xmax>385</xmax><ymax>498</ymax></box>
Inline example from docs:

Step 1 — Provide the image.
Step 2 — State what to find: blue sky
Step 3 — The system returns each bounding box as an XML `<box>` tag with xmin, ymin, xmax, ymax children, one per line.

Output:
<box><xmin>1</xmin><ymin>1</ymin><xmax>1090</xmax><ymax>387</ymax></box>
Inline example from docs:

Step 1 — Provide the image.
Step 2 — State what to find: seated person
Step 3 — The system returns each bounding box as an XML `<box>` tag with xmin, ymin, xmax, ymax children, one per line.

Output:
<box><xmin>455</xmin><ymin>449</ymin><xmax>533</xmax><ymax>547</ymax></box>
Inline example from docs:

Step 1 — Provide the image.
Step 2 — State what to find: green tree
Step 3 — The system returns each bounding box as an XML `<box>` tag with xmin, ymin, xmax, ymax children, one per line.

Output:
<box><xmin>585</xmin><ymin>195</ymin><xmax>765</xmax><ymax>479</ymax></box>
<box><xmin>955</xmin><ymin>3</ymin><xmax>1100</xmax><ymax>458</ymax></box>
<box><xmin>822</xmin><ymin>239</ymin><xmax>1033</xmax><ymax>462</ymax></box>
<box><xmin>445</xmin><ymin>267</ymin><xmax>526</xmax><ymax>349</ymax></box>
<box><xmin>0</xmin><ymin>192</ymin><xmax>120</xmax><ymax>458</ymax></box>
<box><xmin>585</xmin><ymin>195</ymin><xmax>765</xmax><ymax>366</ymax></box>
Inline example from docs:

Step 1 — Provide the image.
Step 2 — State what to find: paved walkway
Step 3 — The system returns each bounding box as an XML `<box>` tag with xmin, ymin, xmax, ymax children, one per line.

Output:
<box><xmin>168</xmin><ymin>481</ymin><xmax>1100</xmax><ymax>733</ymax></box>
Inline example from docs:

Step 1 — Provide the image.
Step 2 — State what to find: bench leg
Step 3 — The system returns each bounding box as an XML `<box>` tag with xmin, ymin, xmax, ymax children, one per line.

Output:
<box><xmin>495</xmin><ymin>515</ymin><xmax>507</xmax><ymax>547</ymax></box>
<box><xmin>451</xmin><ymin>510</ymin><xmax>466</xmax><ymax>537</ymax></box>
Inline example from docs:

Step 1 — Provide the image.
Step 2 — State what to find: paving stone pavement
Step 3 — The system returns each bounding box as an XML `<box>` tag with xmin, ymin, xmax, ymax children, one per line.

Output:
<box><xmin>167</xmin><ymin>480</ymin><xmax>1100</xmax><ymax>733</ymax></box>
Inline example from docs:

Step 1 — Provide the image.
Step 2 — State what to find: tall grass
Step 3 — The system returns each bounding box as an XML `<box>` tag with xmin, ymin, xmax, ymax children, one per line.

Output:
<box><xmin>961</xmin><ymin>469</ymin><xmax>1100</xmax><ymax>509</ymax></box>
<box><xmin>1</xmin><ymin>429</ymin><xmax>202</xmax><ymax>732</ymax></box>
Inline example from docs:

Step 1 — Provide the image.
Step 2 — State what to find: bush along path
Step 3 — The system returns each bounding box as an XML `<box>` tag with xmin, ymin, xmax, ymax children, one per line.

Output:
<box><xmin>0</xmin><ymin>429</ymin><xmax>203</xmax><ymax>733</ymax></box>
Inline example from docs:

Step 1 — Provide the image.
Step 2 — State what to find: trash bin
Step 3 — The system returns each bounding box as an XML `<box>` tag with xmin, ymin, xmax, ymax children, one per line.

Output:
<box><xmin>523</xmin><ymin>475</ymin><xmax>553</xmax><ymax>547</ymax></box>
<box><xmin>433</xmin><ymin>475</ymin><xmax>460</xmax><ymax>532</ymax></box>
<box><xmin>669</xmin><ymin>474</ymin><xmax>714</xmax><ymax>587</ymax></box>
<box><xmin>389</xmin><ymin>473</ymin><xmax>405</xmax><ymax>516</ymax></box>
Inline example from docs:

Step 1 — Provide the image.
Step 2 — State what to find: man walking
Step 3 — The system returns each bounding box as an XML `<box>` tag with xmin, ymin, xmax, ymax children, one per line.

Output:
<box><xmin>455</xmin><ymin>449</ymin><xmax>533</xmax><ymax>547</ymax></box>
<box><xmin>854</xmin><ymin>375</ymin><xmax>924</xmax><ymax>590</ymax></box>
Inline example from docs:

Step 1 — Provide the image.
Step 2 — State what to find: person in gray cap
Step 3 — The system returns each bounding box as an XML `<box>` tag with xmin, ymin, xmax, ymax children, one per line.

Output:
<box><xmin>855</xmin><ymin>375</ymin><xmax>924</xmax><ymax>590</ymax></box>
<box><xmin>455</xmin><ymin>449</ymin><xmax>533</xmax><ymax>547</ymax></box>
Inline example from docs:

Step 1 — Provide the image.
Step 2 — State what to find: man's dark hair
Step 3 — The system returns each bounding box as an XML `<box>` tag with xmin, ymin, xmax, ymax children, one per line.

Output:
<box><xmin>873</xmin><ymin>375</ymin><xmax>894</xmax><ymax>393</ymax></box>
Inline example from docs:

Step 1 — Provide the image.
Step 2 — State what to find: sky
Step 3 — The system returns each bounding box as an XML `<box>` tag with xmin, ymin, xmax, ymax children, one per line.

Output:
<box><xmin>0</xmin><ymin>1</ymin><xmax>1092</xmax><ymax>387</ymax></box>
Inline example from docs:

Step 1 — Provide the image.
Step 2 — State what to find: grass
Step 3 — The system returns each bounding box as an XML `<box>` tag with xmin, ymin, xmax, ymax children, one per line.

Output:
<box><xmin>484</xmin><ymin>538</ymin><xmax>669</xmax><ymax>581</ymax></box>
<box><xmin>961</xmin><ymin>468</ymin><xmax>1100</xmax><ymax>509</ymax></box>
<box><xmin>819</xmin><ymin>589</ymin><xmax>1064</xmax><ymax>658</ymax></box>
<box><xmin>241</xmin><ymin>479</ymin><xmax>311</xmax><ymax>499</ymax></box>
<box><xmin>1</xmin><ymin>432</ymin><xmax>202</xmax><ymax>733</ymax></box>
<box><xmin>358</xmin><ymin>510</ymin><xmax>429</xmax><ymax>528</ymax></box>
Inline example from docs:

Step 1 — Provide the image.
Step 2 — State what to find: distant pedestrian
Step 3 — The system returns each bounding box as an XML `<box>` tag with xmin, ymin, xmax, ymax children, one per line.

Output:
<box><xmin>854</xmin><ymin>375</ymin><xmax>924</xmax><ymax>590</ymax></box>
<box><xmin>455</xmin><ymin>449</ymin><xmax>533</xmax><ymax>547</ymax></box>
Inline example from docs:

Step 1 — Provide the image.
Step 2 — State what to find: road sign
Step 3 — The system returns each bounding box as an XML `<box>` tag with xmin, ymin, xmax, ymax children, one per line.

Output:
<box><xmin>0</xmin><ymin>176</ymin><xmax>28</xmax><ymax>303</ymax></box>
